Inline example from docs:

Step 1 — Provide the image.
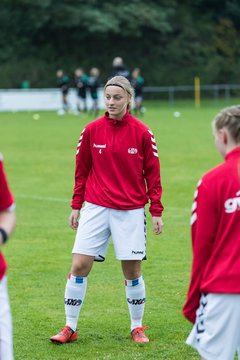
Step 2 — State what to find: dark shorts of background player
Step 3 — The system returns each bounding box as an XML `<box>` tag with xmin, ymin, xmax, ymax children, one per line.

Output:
<box><xmin>62</xmin><ymin>89</ymin><xmax>69</xmax><ymax>96</ymax></box>
<box><xmin>78</xmin><ymin>89</ymin><xmax>87</xmax><ymax>99</ymax></box>
<box><xmin>90</xmin><ymin>92</ymin><xmax>98</xmax><ymax>100</ymax></box>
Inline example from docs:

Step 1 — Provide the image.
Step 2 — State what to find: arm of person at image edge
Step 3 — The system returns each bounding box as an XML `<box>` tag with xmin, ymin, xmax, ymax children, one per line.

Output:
<box><xmin>0</xmin><ymin>156</ymin><xmax>16</xmax><ymax>267</ymax></box>
<box><xmin>142</xmin><ymin>130</ymin><xmax>164</xmax><ymax>235</ymax></box>
<box><xmin>182</xmin><ymin>178</ymin><xmax>217</xmax><ymax>323</ymax></box>
<box><xmin>69</xmin><ymin>128</ymin><xmax>92</xmax><ymax>229</ymax></box>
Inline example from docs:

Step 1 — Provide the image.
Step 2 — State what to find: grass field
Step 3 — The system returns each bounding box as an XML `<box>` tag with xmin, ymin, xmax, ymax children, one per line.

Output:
<box><xmin>1</xmin><ymin>99</ymin><xmax>239</xmax><ymax>360</ymax></box>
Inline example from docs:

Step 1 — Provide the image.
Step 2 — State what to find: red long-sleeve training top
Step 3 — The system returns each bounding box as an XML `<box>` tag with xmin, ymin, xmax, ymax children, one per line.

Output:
<box><xmin>71</xmin><ymin>112</ymin><xmax>164</xmax><ymax>216</ymax></box>
<box><xmin>0</xmin><ymin>155</ymin><xmax>15</xmax><ymax>280</ymax></box>
<box><xmin>183</xmin><ymin>147</ymin><xmax>240</xmax><ymax>323</ymax></box>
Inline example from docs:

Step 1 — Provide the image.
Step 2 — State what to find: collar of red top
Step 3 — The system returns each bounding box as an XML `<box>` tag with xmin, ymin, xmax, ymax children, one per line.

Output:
<box><xmin>105</xmin><ymin>111</ymin><xmax>130</xmax><ymax>126</ymax></box>
<box><xmin>225</xmin><ymin>146</ymin><xmax>240</xmax><ymax>161</ymax></box>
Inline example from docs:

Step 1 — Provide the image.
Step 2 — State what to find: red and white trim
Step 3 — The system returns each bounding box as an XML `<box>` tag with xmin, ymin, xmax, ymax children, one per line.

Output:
<box><xmin>76</xmin><ymin>128</ymin><xmax>86</xmax><ymax>155</ymax></box>
<box><xmin>190</xmin><ymin>179</ymin><xmax>202</xmax><ymax>225</ymax></box>
<box><xmin>148</xmin><ymin>130</ymin><xmax>158</xmax><ymax>157</ymax></box>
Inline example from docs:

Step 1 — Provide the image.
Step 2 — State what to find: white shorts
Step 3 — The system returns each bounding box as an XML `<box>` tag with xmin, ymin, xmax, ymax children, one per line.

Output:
<box><xmin>72</xmin><ymin>202</ymin><xmax>146</xmax><ymax>261</ymax></box>
<box><xmin>186</xmin><ymin>293</ymin><xmax>240</xmax><ymax>360</ymax></box>
<box><xmin>0</xmin><ymin>276</ymin><xmax>13</xmax><ymax>360</ymax></box>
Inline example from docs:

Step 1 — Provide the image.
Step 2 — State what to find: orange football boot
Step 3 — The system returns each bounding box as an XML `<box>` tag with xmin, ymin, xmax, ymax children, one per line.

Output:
<box><xmin>50</xmin><ymin>325</ymin><xmax>78</xmax><ymax>344</ymax></box>
<box><xmin>131</xmin><ymin>326</ymin><xmax>149</xmax><ymax>343</ymax></box>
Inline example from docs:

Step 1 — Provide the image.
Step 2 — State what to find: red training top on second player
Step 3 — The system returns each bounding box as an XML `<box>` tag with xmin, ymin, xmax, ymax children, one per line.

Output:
<box><xmin>0</xmin><ymin>155</ymin><xmax>15</xmax><ymax>280</ymax></box>
<box><xmin>183</xmin><ymin>147</ymin><xmax>240</xmax><ymax>323</ymax></box>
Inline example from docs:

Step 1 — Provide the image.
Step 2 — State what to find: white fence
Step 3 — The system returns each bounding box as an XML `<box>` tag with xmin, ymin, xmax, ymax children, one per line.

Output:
<box><xmin>144</xmin><ymin>84</ymin><xmax>240</xmax><ymax>104</ymax></box>
<box><xmin>0</xmin><ymin>84</ymin><xmax>240</xmax><ymax>111</ymax></box>
<box><xmin>0</xmin><ymin>88</ymin><xmax>106</xmax><ymax>112</ymax></box>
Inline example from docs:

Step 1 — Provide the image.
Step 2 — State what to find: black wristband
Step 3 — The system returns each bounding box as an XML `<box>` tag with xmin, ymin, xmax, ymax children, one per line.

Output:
<box><xmin>0</xmin><ymin>228</ymin><xmax>8</xmax><ymax>244</ymax></box>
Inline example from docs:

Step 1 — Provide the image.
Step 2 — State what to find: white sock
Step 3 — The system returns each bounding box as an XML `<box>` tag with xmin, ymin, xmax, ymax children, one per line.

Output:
<box><xmin>125</xmin><ymin>276</ymin><xmax>146</xmax><ymax>331</ymax></box>
<box><xmin>64</xmin><ymin>274</ymin><xmax>87</xmax><ymax>331</ymax></box>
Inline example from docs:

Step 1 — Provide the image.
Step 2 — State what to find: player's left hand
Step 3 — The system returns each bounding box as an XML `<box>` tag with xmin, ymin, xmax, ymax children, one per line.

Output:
<box><xmin>152</xmin><ymin>216</ymin><xmax>163</xmax><ymax>235</ymax></box>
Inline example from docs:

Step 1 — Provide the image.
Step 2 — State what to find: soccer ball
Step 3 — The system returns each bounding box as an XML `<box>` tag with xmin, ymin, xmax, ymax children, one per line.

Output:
<box><xmin>57</xmin><ymin>109</ymin><xmax>65</xmax><ymax>116</ymax></box>
<box><xmin>33</xmin><ymin>113</ymin><xmax>40</xmax><ymax>120</ymax></box>
<box><xmin>173</xmin><ymin>111</ymin><xmax>181</xmax><ymax>118</ymax></box>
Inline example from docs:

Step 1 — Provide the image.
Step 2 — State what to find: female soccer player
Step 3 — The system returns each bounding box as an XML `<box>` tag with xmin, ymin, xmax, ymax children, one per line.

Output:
<box><xmin>88</xmin><ymin>67</ymin><xmax>101</xmax><ymax>117</ymax></box>
<box><xmin>51</xmin><ymin>76</ymin><xmax>164</xmax><ymax>345</ymax></box>
<box><xmin>0</xmin><ymin>154</ymin><xmax>16</xmax><ymax>360</ymax></box>
<box><xmin>56</xmin><ymin>69</ymin><xmax>70</xmax><ymax>113</ymax></box>
<box><xmin>131</xmin><ymin>68</ymin><xmax>145</xmax><ymax>116</ymax></box>
<box><xmin>183</xmin><ymin>106</ymin><xmax>240</xmax><ymax>360</ymax></box>
<box><xmin>74</xmin><ymin>68</ymin><xmax>88</xmax><ymax>113</ymax></box>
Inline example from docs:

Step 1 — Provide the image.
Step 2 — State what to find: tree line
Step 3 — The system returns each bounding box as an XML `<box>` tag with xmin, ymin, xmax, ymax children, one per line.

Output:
<box><xmin>0</xmin><ymin>0</ymin><xmax>240</xmax><ymax>88</ymax></box>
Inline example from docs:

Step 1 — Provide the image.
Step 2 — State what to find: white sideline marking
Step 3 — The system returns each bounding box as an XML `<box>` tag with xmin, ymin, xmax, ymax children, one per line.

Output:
<box><xmin>166</xmin><ymin>207</ymin><xmax>190</xmax><ymax>213</ymax></box>
<box><xmin>16</xmin><ymin>195</ymin><xmax>69</xmax><ymax>203</ymax></box>
<box><xmin>15</xmin><ymin>195</ymin><xmax>191</xmax><ymax>214</ymax></box>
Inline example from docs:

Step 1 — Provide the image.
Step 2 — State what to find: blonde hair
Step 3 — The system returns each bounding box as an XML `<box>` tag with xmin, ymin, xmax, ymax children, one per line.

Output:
<box><xmin>104</xmin><ymin>76</ymin><xmax>134</xmax><ymax>110</ymax></box>
<box><xmin>212</xmin><ymin>105</ymin><xmax>240</xmax><ymax>143</ymax></box>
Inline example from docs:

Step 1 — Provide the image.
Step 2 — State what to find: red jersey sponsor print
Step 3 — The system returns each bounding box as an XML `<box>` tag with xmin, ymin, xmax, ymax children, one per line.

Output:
<box><xmin>183</xmin><ymin>147</ymin><xmax>240</xmax><ymax>323</ymax></box>
<box><xmin>0</xmin><ymin>155</ymin><xmax>15</xmax><ymax>280</ymax></box>
<box><xmin>71</xmin><ymin>112</ymin><xmax>163</xmax><ymax>216</ymax></box>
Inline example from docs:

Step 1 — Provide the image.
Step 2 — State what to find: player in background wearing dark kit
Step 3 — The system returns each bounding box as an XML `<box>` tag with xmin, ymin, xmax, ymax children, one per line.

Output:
<box><xmin>0</xmin><ymin>154</ymin><xmax>16</xmax><ymax>360</ymax></box>
<box><xmin>183</xmin><ymin>106</ymin><xmax>240</xmax><ymax>360</ymax></box>
<box><xmin>56</xmin><ymin>69</ymin><xmax>70</xmax><ymax>113</ymax></box>
<box><xmin>111</xmin><ymin>57</ymin><xmax>130</xmax><ymax>80</ymax></box>
<box><xmin>88</xmin><ymin>67</ymin><xmax>101</xmax><ymax>117</ymax></box>
<box><xmin>131</xmin><ymin>68</ymin><xmax>145</xmax><ymax>116</ymax></box>
<box><xmin>51</xmin><ymin>76</ymin><xmax>164</xmax><ymax>345</ymax></box>
<box><xmin>74</xmin><ymin>68</ymin><xmax>88</xmax><ymax>113</ymax></box>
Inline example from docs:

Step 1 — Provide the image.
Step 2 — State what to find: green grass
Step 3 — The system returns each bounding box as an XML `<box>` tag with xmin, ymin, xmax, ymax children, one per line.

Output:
<box><xmin>1</xmin><ymin>98</ymin><xmax>239</xmax><ymax>359</ymax></box>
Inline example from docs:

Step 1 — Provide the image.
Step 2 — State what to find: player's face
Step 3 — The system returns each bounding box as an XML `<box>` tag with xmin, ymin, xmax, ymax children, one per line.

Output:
<box><xmin>105</xmin><ymin>86</ymin><xmax>130</xmax><ymax>120</ymax></box>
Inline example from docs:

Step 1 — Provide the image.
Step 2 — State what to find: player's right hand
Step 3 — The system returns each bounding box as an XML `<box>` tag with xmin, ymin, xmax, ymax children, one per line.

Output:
<box><xmin>69</xmin><ymin>209</ymin><xmax>80</xmax><ymax>230</ymax></box>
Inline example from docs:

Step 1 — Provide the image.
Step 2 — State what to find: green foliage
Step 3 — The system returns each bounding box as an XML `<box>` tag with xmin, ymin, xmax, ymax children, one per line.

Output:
<box><xmin>0</xmin><ymin>0</ymin><xmax>240</xmax><ymax>87</ymax></box>
<box><xmin>46</xmin><ymin>0</ymin><xmax>174</xmax><ymax>34</ymax></box>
